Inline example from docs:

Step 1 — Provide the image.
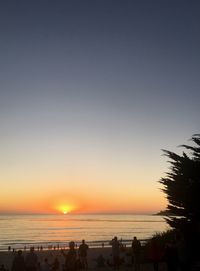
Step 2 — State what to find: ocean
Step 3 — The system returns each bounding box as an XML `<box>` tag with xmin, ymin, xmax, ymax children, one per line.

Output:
<box><xmin>0</xmin><ymin>214</ymin><xmax>168</xmax><ymax>251</ymax></box>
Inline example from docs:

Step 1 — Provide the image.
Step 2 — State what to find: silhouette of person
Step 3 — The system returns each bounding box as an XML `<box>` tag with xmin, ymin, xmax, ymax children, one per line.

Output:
<box><xmin>11</xmin><ymin>250</ymin><xmax>25</xmax><ymax>271</ymax></box>
<box><xmin>110</xmin><ymin>236</ymin><xmax>120</xmax><ymax>269</ymax></box>
<box><xmin>61</xmin><ymin>241</ymin><xmax>77</xmax><ymax>271</ymax></box>
<box><xmin>132</xmin><ymin>236</ymin><xmax>141</xmax><ymax>271</ymax></box>
<box><xmin>25</xmin><ymin>247</ymin><xmax>38</xmax><ymax>271</ymax></box>
<box><xmin>78</xmin><ymin>240</ymin><xmax>89</xmax><ymax>269</ymax></box>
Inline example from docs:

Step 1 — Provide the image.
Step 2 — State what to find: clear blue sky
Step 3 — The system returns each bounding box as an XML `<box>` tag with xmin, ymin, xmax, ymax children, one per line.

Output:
<box><xmin>0</xmin><ymin>1</ymin><xmax>199</xmax><ymax>214</ymax></box>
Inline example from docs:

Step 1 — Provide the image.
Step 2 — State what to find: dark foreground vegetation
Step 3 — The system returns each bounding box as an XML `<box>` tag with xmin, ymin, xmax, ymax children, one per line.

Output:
<box><xmin>158</xmin><ymin>134</ymin><xmax>200</xmax><ymax>268</ymax></box>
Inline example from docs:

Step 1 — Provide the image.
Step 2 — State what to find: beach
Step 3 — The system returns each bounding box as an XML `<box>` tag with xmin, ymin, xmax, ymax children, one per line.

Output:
<box><xmin>0</xmin><ymin>247</ymin><xmax>167</xmax><ymax>271</ymax></box>
<box><xmin>0</xmin><ymin>214</ymin><xmax>167</xmax><ymax>251</ymax></box>
<box><xmin>0</xmin><ymin>214</ymin><xmax>169</xmax><ymax>270</ymax></box>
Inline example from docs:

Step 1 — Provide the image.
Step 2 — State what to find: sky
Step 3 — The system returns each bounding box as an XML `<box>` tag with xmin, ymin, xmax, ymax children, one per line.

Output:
<box><xmin>0</xmin><ymin>0</ymin><xmax>200</xmax><ymax>214</ymax></box>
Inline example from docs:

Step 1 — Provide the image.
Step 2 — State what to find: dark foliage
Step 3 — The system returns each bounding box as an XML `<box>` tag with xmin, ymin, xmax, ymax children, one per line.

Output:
<box><xmin>160</xmin><ymin>134</ymin><xmax>200</xmax><ymax>236</ymax></box>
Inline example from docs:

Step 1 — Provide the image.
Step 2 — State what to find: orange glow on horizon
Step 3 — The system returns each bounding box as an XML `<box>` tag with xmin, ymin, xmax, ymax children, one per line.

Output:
<box><xmin>50</xmin><ymin>195</ymin><xmax>81</xmax><ymax>214</ymax></box>
<box><xmin>0</xmin><ymin>193</ymin><xmax>167</xmax><ymax>214</ymax></box>
<box><xmin>56</xmin><ymin>204</ymin><xmax>74</xmax><ymax>214</ymax></box>
<box><xmin>0</xmin><ymin>185</ymin><xmax>167</xmax><ymax>214</ymax></box>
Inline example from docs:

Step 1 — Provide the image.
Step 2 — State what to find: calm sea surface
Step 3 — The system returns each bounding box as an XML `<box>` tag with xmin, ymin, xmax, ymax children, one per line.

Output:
<box><xmin>0</xmin><ymin>214</ymin><xmax>169</xmax><ymax>250</ymax></box>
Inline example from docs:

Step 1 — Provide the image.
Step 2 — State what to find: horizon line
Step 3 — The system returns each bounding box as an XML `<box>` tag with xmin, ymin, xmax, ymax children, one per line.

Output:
<box><xmin>0</xmin><ymin>211</ymin><xmax>157</xmax><ymax>216</ymax></box>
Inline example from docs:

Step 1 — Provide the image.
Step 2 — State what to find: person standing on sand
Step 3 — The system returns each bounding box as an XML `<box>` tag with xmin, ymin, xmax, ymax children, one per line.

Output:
<box><xmin>25</xmin><ymin>247</ymin><xmax>38</xmax><ymax>271</ymax></box>
<box><xmin>61</xmin><ymin>241</ymin><xmax>77</xmax><ymax>271</ymax></box>
<box><xmin>78</xmin><ymin>240</ymin><xmax>89</xmax><ymax>269</ymax></box>
<box><xmin>11</xmin><ymin>250</ymin><xmax>25</xmax><ymax>271</ymax></box>
<box><xmin>110</xmin><ymin>236</ymin><xmax>120</xmax><ymax>269</ymax></box>
<box><xmin>132</xmin><ymin>236</ymin><xmax>141</xmax><ymax>271</ymax></box>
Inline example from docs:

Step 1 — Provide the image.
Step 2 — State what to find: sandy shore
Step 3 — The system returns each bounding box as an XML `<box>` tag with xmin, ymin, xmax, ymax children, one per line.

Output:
<box><xmin>0</xmin><ymin>247</ymin><xmax>167</xmax><ymax>271</ymax></box>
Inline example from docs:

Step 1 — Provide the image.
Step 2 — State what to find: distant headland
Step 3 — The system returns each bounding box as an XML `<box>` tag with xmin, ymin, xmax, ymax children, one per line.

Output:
<box><xmin>154</xmin><ymin>210</ymin><xmax>175</xmax><ymax>216</ymax></box>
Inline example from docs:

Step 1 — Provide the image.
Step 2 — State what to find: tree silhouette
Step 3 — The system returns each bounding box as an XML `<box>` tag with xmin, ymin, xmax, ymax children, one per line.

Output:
<box><xmin>160</xmin><ymin>134</ymin><xmax>200</xmax><ymax>238</ymax></box>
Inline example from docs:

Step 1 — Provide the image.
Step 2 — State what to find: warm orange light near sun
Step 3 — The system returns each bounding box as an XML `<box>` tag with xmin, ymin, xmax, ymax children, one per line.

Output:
<box><xmin>0</xmin><ymin>183</ymin><xmax>166</xmax><ymax>214</ymax></box>
<box><xmin>57</xmin><ymin>204</ymin><xmax>74</xmax><ymax>214</ymax></box>
<box><xmin>51</xmin><ymin>196</ymin><xmax>80</xmax><ymax>214</ymax></box>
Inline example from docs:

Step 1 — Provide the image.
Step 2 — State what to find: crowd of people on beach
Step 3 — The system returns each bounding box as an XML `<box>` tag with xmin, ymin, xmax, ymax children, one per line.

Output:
<box><xmin>107</xmin><ymin>235</ymin><xmax>189</xmax><ymax>271</ymax></box>
<box><xmin>2</xmin><ymin>239</ymin><xmax>89</xmax><ymax>271</ymax></box>
<box><xmin>0</xmin><ymin>234</ymin><xmax>190</xmax><ymax>271</ymax></box>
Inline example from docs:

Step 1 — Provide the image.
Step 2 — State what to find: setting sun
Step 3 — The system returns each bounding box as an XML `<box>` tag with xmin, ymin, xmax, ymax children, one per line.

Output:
<box><xmin>50</xmin><ymin>196</ymin><xmax>80</xmax><ymax>214</ymax></box>
<box><xmin>58</xmin><ymin>205</ymin><xmax>73</xmax><ymax>214</ymax></box>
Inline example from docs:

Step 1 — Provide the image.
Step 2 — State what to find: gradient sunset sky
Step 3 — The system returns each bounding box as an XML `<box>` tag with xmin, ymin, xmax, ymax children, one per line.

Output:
<box><xmin>0</xmin><ymin>1</ymin><xmax>200</xmax><ymax>214</ymax></box>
